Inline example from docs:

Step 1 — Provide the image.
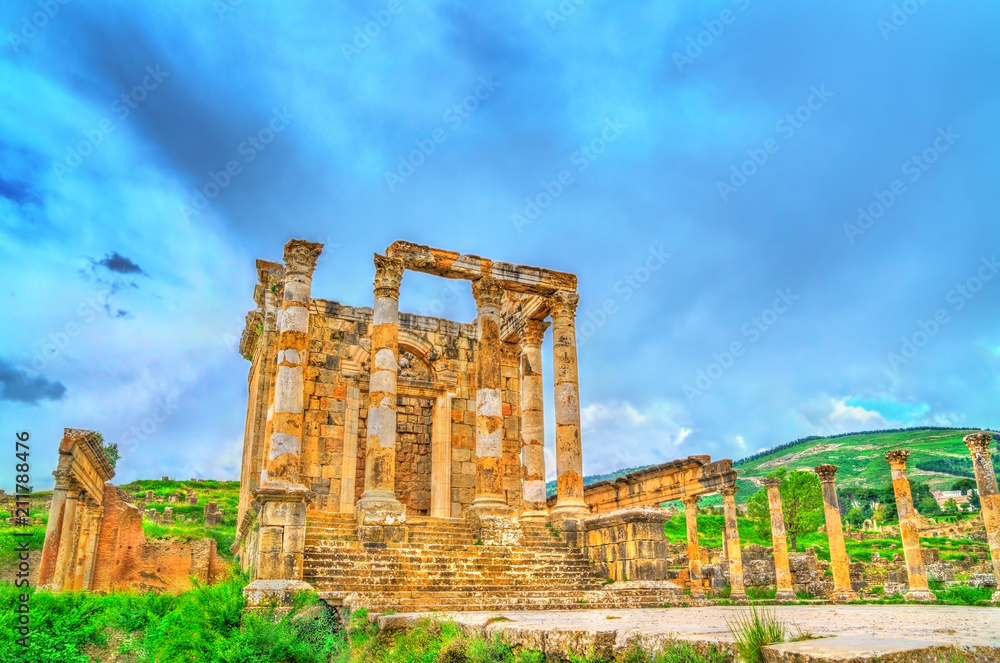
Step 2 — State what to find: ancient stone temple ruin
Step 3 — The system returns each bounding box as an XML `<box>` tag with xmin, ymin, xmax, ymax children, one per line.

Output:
<box><xmin>39</xmin><ymin>429</ymin><xmax>224</xmax><ymax>594</ymax></box>
<box><xmin>232</xmin><ymin>240</ymin><xmax>742</xmax><ymax>610</ymax></box>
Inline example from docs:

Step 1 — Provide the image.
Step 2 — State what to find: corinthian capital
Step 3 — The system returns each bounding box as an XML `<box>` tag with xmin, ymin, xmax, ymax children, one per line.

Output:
<box><xmin>373</xmin><ymin>254</ymin><xmax>404</xmax><ymax>299</ymax></box>
<box><xmin>549</xmin><ymin>291</ymin><xmax>579</xmax><ymax>322</ymax></box>
<box><xmin>720</xmin><ymin>485</ymin><xmax>739</xmax><ymax>498</ymax></box>
<box><xmin>471</xmin><ymin>277</ymin><xmax>503</xmax><ymax>310</ymax></box>
<box><xmin>964</xmin><ymin>432</ymin><xmax>992</xmax><ymax>454</ymax></box>
<box><xmin>283</xmin><ymin>240</ymin><xmax>324</xmax><ymax>277</ymax></box>
<box><xmin>521</xmin><ymin>319</ymin><xmax>549</xmax><ymax>346</ymax></box>
<box><xmin>814</xmin><ymin>464</ymin><xmax>838</xmax><ymax>483</ymax></box>
<box><xmin>884</xmin><ymin>449</ymin><xmax>910</xmax><ymax>467</ymax></box>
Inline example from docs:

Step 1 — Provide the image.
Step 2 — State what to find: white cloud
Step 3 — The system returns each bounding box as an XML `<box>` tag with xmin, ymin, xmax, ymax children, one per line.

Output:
<box><xmin>575</xmin><ymin>400</ymin><xmax>693</xmax><ymax>476</ymax></box>
<box><xmin>795</xmin><ymin>396</ymin><xmax>891</xmax><ymax>436</ymax></box>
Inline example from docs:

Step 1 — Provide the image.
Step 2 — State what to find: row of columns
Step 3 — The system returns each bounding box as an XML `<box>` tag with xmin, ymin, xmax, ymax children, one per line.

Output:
<box><xmin>886</xmin><ymin>436</ymin><xmax>1000</xmax><ymax>603</ymax></box>
<box><xmin>682</xmin><ymin>465</ymin><xmax>857</xmax><ymax>602</ymax></box>
<box><xmin>683</xmin><ymin>434</ymin><xmax>1000</xmax><ymax>603</ymax></box>
<box><xmin>354</xmin><ymin>255</ymin><xmax>589</xmax><ymax>523</ymax></box>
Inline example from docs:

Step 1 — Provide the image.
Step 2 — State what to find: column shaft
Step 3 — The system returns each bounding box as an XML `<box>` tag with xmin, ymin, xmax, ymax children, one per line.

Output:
<box><xmin>359</xmin><ymin>254</ymin><xmax>405</xmax><ymax>511</ymax></box>
<box><xmin>520</xmin><ymin>319</ymin><xmax>549</xmax><ymax>520</ymax></box>
<box><xmin>264</xmin><ymin>240</ymin><xmax>322</xmax><ymax>486</ymax></box>
<box><xmin>430</xmin><ymin>394</ymin><xmax>454</xmax><ymax>517</ymax></box>
<box><xmin>39</xmin><ymin>470</ymin><xmax>69</xmax><ymax>586</ymax></box>
<box><xmin>721</xmin><ymin>487</ymin><xmax>746</xmax><ymax>600</ymax></box>
<box><xmin>815</xmin><ymin>465</ymin><xmax>858</xmax><ymax>602</ymax></box>
<box><xmin>885</xmin><ymin>449</ymin><xmax>935</xmax><ymax>601</ymax></box>
<box><xmin>963</xmin><ymin>433</ymin><xmax>1000</xmax><ymax>603</ymax></box>
<box><xmin>762</xmin><ymin>478</ymin><xmax>796</xmax><ymax>601</ymax></box>
<box><xmin>70</xmin><ymin>504</ymin><xmax>91</xmax><ymax>590</ymax></box>
<box><xmin>683</xmin><ymin>496</ymin><xmax>706</xmax><ymax>598</ymax></box>
<box><xmin>550</xmin><ymin>291</ymin><xmax>587</xmax><ymax>518</ymax></box>
<box><xmin>471</xmin><ymin>277</ymin><xmax>507</xmax><ymax>509</ymax></box>
<box><xmin>51</xmin><ymin>489</ymin><xmax>79</xmax><ymax>591</ymax></box>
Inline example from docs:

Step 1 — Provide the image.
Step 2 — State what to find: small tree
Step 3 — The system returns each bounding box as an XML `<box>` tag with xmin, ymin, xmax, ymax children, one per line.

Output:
<box><xmin>942</xmin><ymin>498</ymin><xmax>959</xmax><ymax>515</ymax></box>
<box><xmin>917</xmin><ymin>495</ymin><xmax>941</xmax><ymax>517</ymax></box>
<box><xmin>92</xmin><ymin>432</ymin><xmax>119</xmax><ymax>471</ymax></box>
<box><xmin>845</xmin><ymin>506</ymin><xmax>865</xmax><ymax>528</ymax></box>
<box><xmin>746</xmin><ymin>468</ymin><xmax>825</xmax><ymax>551</ymax></box>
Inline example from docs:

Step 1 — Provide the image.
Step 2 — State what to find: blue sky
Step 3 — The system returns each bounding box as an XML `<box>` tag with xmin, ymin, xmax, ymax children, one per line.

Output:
<box><xmin>2</xmin><ymin>1</ymin><xmax>998</xmax><ymax>489</ymax></box>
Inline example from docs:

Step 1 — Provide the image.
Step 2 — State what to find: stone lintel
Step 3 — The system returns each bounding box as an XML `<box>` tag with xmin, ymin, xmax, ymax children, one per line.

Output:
<box><xmin>580</xmin><ymin>506</ymin><xmax>673</xmax><ymax>531</ymax></box>
<box><xmin>561</xmin><ymin>456</ymin><xmax>736</xmax><ymax>513</ymax></box>
<box><xmin>385</xmin><ymin>240</ymin><xmax>578</xmax><ymax>295</ymax></box>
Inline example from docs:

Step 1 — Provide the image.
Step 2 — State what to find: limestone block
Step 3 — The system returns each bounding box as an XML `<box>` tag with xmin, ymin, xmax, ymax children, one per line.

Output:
<box><xmin>969</xmin><ymin>573</ymin><xmax>997</xmax><ymax>588</ymax></box>
<box><xmin>261</xmin><ymin>500</ymin><xmax>307</xmax><ymax>527</ymax></box>
<box><xmin>259</xmin><ymin>526</ymin><xmax>284</xmax><ymax>553</ymax></box>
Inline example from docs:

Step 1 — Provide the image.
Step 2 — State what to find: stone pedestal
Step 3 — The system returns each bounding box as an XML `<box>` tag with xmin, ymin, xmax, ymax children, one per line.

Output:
<box><xmin>245</xmin><ymin>486</ymin><xmax>312</xmax><ymax>604</ymax></box>
<box><xmin>963</xmin><ymin>433</ymin><xmax>1000</xmax><ymax>604</ymax></box>
<box><xmin>762</xmin><ymin>478</ymin><xmax>797</xmax><ymax>601</ymax></box>
<box><xmin>885</xmin><ymin>449</ymin><xmax>935</xmax><ymax>602</ymax></box>
<box><xmin>721</xmin><ymin>486</ymin><xmax>747</xmax><ymax>601</ymax></box>
<box><xmin>579</xmin><ymin>507</ymin><xmax>671</xmax><ymax>582</ymax></box>
<box><xmin>815</xmin><ymin>464</ymin><xmax>859</xmax><ymax>602</ymax></box>
<box><xmin>466</xmin><ymin>506</ymin><xmax>525</xmax><ymax>546</ymax></box>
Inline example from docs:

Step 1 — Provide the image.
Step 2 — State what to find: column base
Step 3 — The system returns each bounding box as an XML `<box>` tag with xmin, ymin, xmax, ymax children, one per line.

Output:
<box><xmin>774</xmin><ymin>589</ymin><xmax>797</xmax><ymax>602</ymax></box>
<box><xmin>828</xmin><ymin>588</ymin><xmax>860</xmax><ymax>603</ymax></box>
<box><xmin>904</xmin><ymin>589</ymin><xmax>936</xmax><ymax>602</ymax></box>
<box><xmin>243</xmin><ymin>579</ymin><xmax>314</xmax><ymax>608</ymax></box>
<box><xmin>549</xmin><ymin>498</ymin><xmax>589</xmax><ymax>521</ymax></box>
<box><xmin>519</xmin><ymin>509</ymin><xmax>549</xmax><ymax>523</ymax></box>
<box><xmin>728</xmin><ymin>591</ymin><xmax>748</xmax><ymax>603</ymax></box>
<box><xmin>356</xmin><ymin>491</ymin><xmax>407</xmax><ymax>543</ymax></box>
<box><xmin>466</xmin><ymin>505</ymin><xmax>524</xmax><ymax>546</ymax></box>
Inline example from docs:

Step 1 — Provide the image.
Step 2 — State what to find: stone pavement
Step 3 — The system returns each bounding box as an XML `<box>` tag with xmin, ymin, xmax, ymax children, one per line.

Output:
<box><xmin>380</xmin><ymin>605</ymin><xmax>1000</xmax><ymax>661</ymax></box>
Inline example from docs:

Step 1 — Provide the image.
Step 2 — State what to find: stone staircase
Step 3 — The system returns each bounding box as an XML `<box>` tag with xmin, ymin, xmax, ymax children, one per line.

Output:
<box><xmin>304</xmin><ymin>511</ymin><xmax>683</xmax><ymax>613</ymax></box>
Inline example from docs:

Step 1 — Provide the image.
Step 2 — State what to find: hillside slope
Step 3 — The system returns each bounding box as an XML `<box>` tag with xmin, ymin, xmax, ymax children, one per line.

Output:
<box><xmin>734</xmin><ymin>427</ymin><xmax>997</xmax><ymax>492</ymax></box>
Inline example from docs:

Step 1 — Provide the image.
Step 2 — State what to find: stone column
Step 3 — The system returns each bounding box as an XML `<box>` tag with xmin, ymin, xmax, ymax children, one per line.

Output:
<box><xmin>245</xmin><ymin>240</ymin><xmax>321</xmax><ymax>607</ymax></box>
<box><xmin>814</xmin><ymin>464</ymin><xmax>858</xmax><ymax>602</ymax></box>
<box><xmin>885</xmin><ymin>449</ymin><xmax>935</xmax><ymax>602</ymax></box>
<box><xmin>520</xmin><ymin>319</ymin><xmax>550</xmax><ymax>521</ymax></box>
<box><xmin>39</xmin><ymin>466</ymin><xmax>70</xmax><ymax>587</ymax></box>
<box><xmin>761</xmin><ymin>478</ymin><xmax>796</xmax><ymax>601</ymax></box>
<box><xmin>963</xmin><ymin>433</ymin><xmax>1000</xmax><ymax>603</ymax></box>
<box><xmin>50</xmin><ymin>484</ymin><xmax>79</xmax><ymax>591</ymax></box>
<box><xmin>470</xmin><ymin>277</ymin><xmax>507</xmax><ymax>511</ymax></box>
<box><xmin>357</xmin><ymin>254</ymin><xmax>407</xmax><ymax>531</ymax></box>
<box><xmin>263</xmin><ymin>239</ymin><xmax>323</xmax><ymax>486</ymax></box>
<box><xmin>70</xmin><ymin>501</ymin><xmax>93</xmax><ymax>591</ymax></box>
<box><xmin>549</xmin><ymin>291</ymin><xmax>588</xmax><ymax>519</ymax></box>
<box><xmin>683</xmin><ymin>495</ymin><xmax>706</xmax><ymax>598</ymax></box>
<box><xmin>720</xmin><ymin>486</ymin><xmax>747</xmax><ymax>601</ymax></box>
<box><xmin>430</xmin><ymin>393</ymin><xmax>454</xmax><ymax>518</ymax></box>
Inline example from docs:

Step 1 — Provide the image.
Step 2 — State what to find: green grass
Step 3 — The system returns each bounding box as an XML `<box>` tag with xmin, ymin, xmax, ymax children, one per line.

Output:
<box><xmin>0</xmin><ymin>577</ymin><xmax>736</xmax><ymax>663</ymax></box>
<box><xmin>726</xmin><ymin>604</ymin><xmax>786</xmax><ymax>663</ymax></box>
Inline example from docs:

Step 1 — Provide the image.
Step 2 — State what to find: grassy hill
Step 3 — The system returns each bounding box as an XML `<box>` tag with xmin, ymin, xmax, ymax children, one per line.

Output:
<box><xmin>733</xmin><ymin>427</ymin><xmax>997</xmax><ymax>493</ymax></box>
